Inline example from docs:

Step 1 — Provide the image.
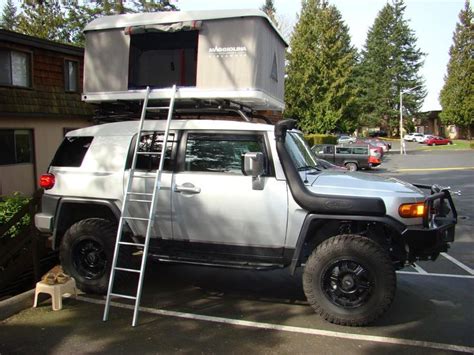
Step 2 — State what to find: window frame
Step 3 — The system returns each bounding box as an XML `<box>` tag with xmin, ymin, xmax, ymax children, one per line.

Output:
<box><xmin>177</xmin><ymin>131</ymin><xmax>274</xmax><ymax>177</ymax></box>
<box><xmin>125</xmin><ymin>131</ymin><xmax>179</xmax><ymax>171</ymax></box>
<box><xmin>0</xmin><ymin>129</ymin><xmax>34</xmax><ymax>166</ymax></box>
<box><xmin>64</xmin><ymin>59</ymin><xmax>79</xmax><ymax>93</ymax></box>
<box><xmin>0</xmin><ymin>47</ymin><xmax>33</xmax><ymax>89</ymax></box>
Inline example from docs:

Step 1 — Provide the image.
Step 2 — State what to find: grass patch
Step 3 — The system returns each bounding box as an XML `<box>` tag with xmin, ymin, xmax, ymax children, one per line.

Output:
<box><xmin>420</xmin><ymin>140</ymin><xmax>473</xmax><ymax>150</ymax></box>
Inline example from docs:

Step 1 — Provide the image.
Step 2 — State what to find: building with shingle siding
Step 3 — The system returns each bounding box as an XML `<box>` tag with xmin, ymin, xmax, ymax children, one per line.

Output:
<box><xmin>0</xmin><ymin>30</ymin><xmax>93</xmax><ymax>195</ymax></box>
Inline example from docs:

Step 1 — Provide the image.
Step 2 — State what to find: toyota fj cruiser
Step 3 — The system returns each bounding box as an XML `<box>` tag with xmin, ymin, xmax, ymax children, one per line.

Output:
<box><xmin>35</xmin><ymin>118</ymin><xmax>457</xmax><ymax>326</ymax></box>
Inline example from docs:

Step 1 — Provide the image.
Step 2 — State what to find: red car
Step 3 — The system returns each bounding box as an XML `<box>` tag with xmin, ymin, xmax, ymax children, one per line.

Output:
<box><xmin>425</xmin><ymin>136</ymin><xmax>453</xmax><ymax>146</ymax></box>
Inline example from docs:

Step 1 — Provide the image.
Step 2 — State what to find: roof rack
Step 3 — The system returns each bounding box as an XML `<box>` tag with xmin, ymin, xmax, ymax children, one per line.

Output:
<box><xmin>92</xmin><ymin>98</ymin><xmax>273</xmax><ymax>124</ymax></box>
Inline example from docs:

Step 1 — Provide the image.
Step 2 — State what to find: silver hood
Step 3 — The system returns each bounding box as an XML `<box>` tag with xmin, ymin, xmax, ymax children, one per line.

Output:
<box><xmin>307</xmin><ymin>171</ymin><xmax>424</xmax><ymax>198</ymax></box>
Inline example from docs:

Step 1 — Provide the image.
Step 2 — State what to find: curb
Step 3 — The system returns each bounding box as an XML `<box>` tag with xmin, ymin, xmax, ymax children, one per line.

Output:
<box><xmin>0</xmin><ymin>289</ymin><xmax>35</xmax><ymax>321</ymax></box>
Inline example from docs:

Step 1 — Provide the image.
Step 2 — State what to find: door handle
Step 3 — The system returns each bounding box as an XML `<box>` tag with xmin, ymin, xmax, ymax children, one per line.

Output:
<box><xmin>174</xmin><ymin>184</ymin><xmax>201</xmax><ymax>194</ymax></box>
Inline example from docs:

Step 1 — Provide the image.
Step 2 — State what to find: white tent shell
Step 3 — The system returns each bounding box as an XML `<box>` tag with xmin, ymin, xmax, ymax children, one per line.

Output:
<box><xmin>82</xmin><ymin>10</ymin><xmax>288</xmax><ymax>111</ymax></box>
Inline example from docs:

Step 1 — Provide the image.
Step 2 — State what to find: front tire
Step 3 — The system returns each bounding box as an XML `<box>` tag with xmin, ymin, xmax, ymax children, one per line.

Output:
<box><xmin>303</xmin><ymin>235</ymin><xmax>396</xmax><ymax>326</ymax></box>
<box><xmin>60</xmin><ymin>218</ymin><xmax>121</xmax><ymax>294</ymax></box>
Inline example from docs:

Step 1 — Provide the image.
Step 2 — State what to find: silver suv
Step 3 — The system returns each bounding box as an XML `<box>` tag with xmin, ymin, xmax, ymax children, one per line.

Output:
<box><xmin>35</xmin><ymin>118</ymin><xmax>457</xmax><ymax>326</ymax></box>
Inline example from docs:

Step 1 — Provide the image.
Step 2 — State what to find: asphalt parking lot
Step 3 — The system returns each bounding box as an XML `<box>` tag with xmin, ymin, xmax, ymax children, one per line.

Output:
<box><xmin>1</xmin><ymin>147</ymin><xmax>473</xmax><ymax>354</ymax></box>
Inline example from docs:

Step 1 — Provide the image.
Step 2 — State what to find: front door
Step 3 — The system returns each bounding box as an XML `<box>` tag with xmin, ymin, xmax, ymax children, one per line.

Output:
<box><xmin>171</xmin><ymin>132</ymin><xmax>288</xmax><ymax>256</ymax></box>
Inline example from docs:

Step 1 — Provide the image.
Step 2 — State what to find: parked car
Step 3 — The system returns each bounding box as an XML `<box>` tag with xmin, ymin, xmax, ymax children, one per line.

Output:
<box><xmin>34</xmin><ymin>118</ymin><xmax>458</xmax><ymax>327</ymax></box>
<box><xmin>415</xmin><ymin>134</ymin><xmax>431</xmax><ymax>143</ymax></box>
<box><xmin>368</xmin><ymin>130</ymin><xmax>388</xmax><ymax>138</ymax></box>
<box><xmin>354</xmin><ymin>139</ymin><xmax>385</xmax><ymax>156</ymax></box>
<box><xmin>312</xmin><ymin>144</ymin><xmax>381</xmax><ymax>171</ymax></box>
<box><xmin>337</xmin><ymin>135</ymin><xmax>356</xmax><ymax>144</ymax></box>
<box><xmin>420</xmin><ymin>135</ymin><xmax>435</xmax><ymax>143</ymax></box>
<box><xmin>403</xmin><ymin>133</ymin><xmax>424</xmax><ymax>142</ymax></box>
<box><xmin>425</xmin><ymin>136</ymin><xmax>453</xmax><ymax>146</ymax></box>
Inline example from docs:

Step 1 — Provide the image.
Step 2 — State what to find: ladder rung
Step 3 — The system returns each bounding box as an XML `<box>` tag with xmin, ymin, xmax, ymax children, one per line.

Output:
<box><xmin>128</xmin><ymin>199</ymin><xmax>152</xmax><ymax>203</ymax></box>
<box><xmin>118</xmin><ymin>241</ymin><xmax>145</xmax><ymax>247</ymax></box>
<box><xmin>136</xmin><ymin>151</ymin><xmax>162</xmax><ymax>155</ymax></box>
<box><xmin>127</xmin><ymin>192</ymin><xmax>153</xmax><ymax>196</ymax></box>
<box><xmin>147</xmin><ymin>106</ymin><xmax>169</xmax><ymax>111</ymax></box>
<box><xmin>110</xmin><ymin>293</ymin><xmax>137</xmax><ymax>300</ymax></box>
<box><xmin>122</xmin><ymin>216</ymin><xmax>150</xmax><ymax>222</ymax></box>
<box><xmin>114</xmin><ymin>267</ymin><xmax>141</xmax><ymax>273</ymax></box>
<box><xmin>130</xmin><ymin>175</ymin><xmax>154</xmax><ymax>179</ymax></box>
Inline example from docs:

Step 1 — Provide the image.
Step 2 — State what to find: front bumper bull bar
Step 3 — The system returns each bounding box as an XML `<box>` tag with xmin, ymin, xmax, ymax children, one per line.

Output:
<box><xmin>402</xmin><ymin>184</ymin><xmax>458</xmax><ymax>260</ymax></box>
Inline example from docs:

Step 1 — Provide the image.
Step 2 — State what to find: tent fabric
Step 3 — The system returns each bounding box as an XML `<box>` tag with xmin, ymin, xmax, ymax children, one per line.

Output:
<box><xmin>124</xmin><ymin>20</ymin><xmax>202</xmax><ymax>35</ymax></box>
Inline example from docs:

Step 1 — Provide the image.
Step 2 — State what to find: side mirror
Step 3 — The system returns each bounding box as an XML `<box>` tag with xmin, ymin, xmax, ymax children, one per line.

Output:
<box><xmin>242</xmin><ymin>152</ymin><xmax>264</xmax><ymax>177</ymax></box>
<box><xmin>242</xmin><ymin>152</ymin><xmax>265</xmax><ymax>190</ymax></box>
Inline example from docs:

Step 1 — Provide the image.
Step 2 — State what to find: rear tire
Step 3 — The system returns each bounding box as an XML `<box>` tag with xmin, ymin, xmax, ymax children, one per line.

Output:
<box><xmin>345</xmin><ymin>162</ymin><xmax>358</xmax><ymax>172</ymax></box>
<box><xmin>60</xmin><ymin>218</ymin><xmax>127</xmax><ymax>294</ymax></box>
<box><xmin>303</xmin><ymin>235</ymin><xmax>396</xmax><ymax>326</ymax></box>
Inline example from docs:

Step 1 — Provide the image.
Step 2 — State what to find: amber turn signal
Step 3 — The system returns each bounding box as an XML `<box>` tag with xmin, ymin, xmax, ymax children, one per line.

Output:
<box><xmin>399</xmin><ymin>203</ymin><xmax>425</xmax><ymax>218</ymax></box>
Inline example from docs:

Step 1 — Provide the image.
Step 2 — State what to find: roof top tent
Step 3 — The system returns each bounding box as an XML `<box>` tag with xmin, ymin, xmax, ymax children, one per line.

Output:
<box><xmin>82</xmin><ymin>10</ymin><xmax>288</xmax><ymax>111</ymax></box>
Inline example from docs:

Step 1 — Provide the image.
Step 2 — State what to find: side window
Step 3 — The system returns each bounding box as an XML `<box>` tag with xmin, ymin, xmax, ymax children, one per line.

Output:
<box><xmin>184</xmin><ymin>134</ymin><xmax>267</xmax><ymax>175</ymax></box>
<box><xmin>324</xmin><ymin>145</ymin><xmax>334</xmax><ymax>154</ymax></box>
<box><xmin>352</xmin><ymin>147</ymin><xmax>368</xmax><ymax>155</ymax></box>
<box><xmin>133</xmin><ymin>132</ymin><xmax>175</xmax><ymax>171</ymax></box>
<box><xmin>51</xmin><ymin>136</ymin><xmax>93</xmax><ymax>167</ymax></box>
<box><xmin>336</xmin><ymin>147</ymin><xmax>351</xmax><ymax>154</ymax></box>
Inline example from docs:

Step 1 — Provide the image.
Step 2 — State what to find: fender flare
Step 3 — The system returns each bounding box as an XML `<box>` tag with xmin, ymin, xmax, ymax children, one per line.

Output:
<box><xmin>52</xmin><ymin>197</ymin><xmax>121</xmax><ymax>249</ymax></box>
<box><xmin>289</xmin><ymin>213</ymin><xmax>405</xmax><ymax>275</ymax></box>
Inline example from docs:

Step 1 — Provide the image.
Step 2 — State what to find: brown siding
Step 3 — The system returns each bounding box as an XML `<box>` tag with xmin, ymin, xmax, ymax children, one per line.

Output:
<box><xmin>0</xmin><ymin>41</ymin><xmax>92</xmax><ymax>118</ymax></box>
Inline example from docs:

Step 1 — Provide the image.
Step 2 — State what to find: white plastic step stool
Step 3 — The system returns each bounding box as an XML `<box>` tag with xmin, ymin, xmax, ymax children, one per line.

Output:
<box><xmin>33</xmin><ymin>278</ymin><xmax>77</xmax><ymax>311</ymax></box>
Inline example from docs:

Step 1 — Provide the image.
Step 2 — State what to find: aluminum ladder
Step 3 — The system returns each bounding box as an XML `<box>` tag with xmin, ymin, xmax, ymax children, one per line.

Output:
<box><xmin>103</xmin><ymin>85</ymin><xmax>177</xmax><ymax>326</ymax></box>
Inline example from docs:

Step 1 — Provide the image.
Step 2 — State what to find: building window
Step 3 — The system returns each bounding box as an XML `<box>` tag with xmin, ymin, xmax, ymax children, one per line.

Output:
<box><xmin>0</xmin><ymin>49</ymin><xmax>32</xmax><ymax>88</ymax></box>
<box><xmin>0</xmin><ymin>130</ymin><xmax>33</xmax><ymax>165</ymax></box>
<box><xmin>64</xmin><ymin>60</ymin><xmax>79</xmax><ymax>92</ymax></box>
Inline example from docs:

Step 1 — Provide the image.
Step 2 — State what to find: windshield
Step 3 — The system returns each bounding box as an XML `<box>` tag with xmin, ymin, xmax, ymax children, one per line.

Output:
<box><xmin>285</xmin><ymin>131</ymin><xmax>321</xmax><ymax>172</ymax></box>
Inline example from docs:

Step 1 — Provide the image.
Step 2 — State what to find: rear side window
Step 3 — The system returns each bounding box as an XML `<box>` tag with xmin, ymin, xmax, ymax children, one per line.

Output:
<box><xmin>352</xmin><ymin>147</ymin><xmax>368</xmax><ymax>155</ymax></box>
<box><xmin>127</xmin><ymin>132</ymin><xmax>176</xmax><ymax>171</ymax></box>
<box><xmin>51</xmin><ymin>136</ymin><xmax>93</xmax><ymax>167</ymax></box>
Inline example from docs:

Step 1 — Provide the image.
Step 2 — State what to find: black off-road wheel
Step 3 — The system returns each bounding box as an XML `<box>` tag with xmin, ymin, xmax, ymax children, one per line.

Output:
<box><xmin>303</xmin><ymin>235</ymin><xmax>396</xmax><ymax>326</ymax></box>
<box><xmin>60</xmin><ymin>218</ymin><xmax>127</xmax><ymax>294</ymax></box>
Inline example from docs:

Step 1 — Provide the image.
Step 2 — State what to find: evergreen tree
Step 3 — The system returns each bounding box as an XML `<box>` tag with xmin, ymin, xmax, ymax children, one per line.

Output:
<box><xmin>17</xmin><ymin>1</ymin><xmax>70</xmax><ymax>43</ymax></box>
<box><xmin>439</xmin><ymin>1</ymin><xmax>473</xmax><ymax>139</ymax></box>
<box><xmin>65</xmin><ymin>0</ymin><xmax>179</xmax><ymax>46</ymax></box>
<box><xmin>359</xmin><ymin>0</ymin><xmax>425</xmax><ymax>134</ymax></box>
<box><xmin>261</xmin><ymin>0</ymin><xmax>278</xmax><ymax>27</ymax></box>
<box><xmin>0</xmin><ymin>0</ymin><xmax>18</xmax><ymax>30</ymax></box>
<box><xmin>285</xmin><ymin>0</ymin><xmax>359</xmax><ymax>133</ymax></box>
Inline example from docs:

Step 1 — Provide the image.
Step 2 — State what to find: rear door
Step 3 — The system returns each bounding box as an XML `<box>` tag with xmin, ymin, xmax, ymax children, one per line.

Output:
<box><xmin>171</xmin><ymin>131</ymin><xmax>288</xmax><ymax>256</ymax></box>
<box><xmin>124</xmin><ymin>131</ymin><xmax>177</xmax><ymax>240</ymax></box>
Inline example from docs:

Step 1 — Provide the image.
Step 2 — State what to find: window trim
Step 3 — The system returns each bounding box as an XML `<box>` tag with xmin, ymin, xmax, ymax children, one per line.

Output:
<box><xmin>64</xmin><ymin>58</ymin><xmax>80</xmax><ymax>93</ymax></box>
<box><xmin>0</xmin><ymin>47</ymin><xmax>33</xmax><ymax>89</ymax></box>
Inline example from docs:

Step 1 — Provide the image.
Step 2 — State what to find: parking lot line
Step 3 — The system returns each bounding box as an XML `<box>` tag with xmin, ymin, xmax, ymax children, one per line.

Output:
<box><xmin>396</xmin><ymin>167</ymin><xmax>474</xmax><ymax>172</ymax></box>
<box><xmin>412</xmin><ymin>263</ymin><xmax>428</xmax><ymax>274</ymax></box>
<box><xmin>397</xmin><ymin>271</ymin><xmax>474</xmax><ymax>279</ymax></box>
<box><xmin>440</xmin><ymin>252</ymin><xmax>474</xmax><ymax>275</ymax></box>
<box><xmin>77</xmin><ymin>296</ymin><xmax>474</xmax><ymax>353</ymax></box>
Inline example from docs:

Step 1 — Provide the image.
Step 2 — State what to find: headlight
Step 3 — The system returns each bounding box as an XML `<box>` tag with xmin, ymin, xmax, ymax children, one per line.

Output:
<box><xmin>399</xmin><ymin>202</ymin><xmax>425</xmax><ymax>218</ymax></box>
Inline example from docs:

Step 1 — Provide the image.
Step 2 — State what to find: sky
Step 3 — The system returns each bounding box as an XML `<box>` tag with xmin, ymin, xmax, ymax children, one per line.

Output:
<box><xmin>175</xmin><ymin>0</ymin><xmax>466</xmax><ymax>112</ymax></box>
<box><xmin>1</xmin><ymin>0</ymin><xmax>466</xmax><ymax>112</ymax></box>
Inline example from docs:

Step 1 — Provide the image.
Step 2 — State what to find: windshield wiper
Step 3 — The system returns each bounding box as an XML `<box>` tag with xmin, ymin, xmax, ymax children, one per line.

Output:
<box><xmin>297</xmin><ymin>165</ymin><xmax>321</xmax><ymax>173</ymax></box>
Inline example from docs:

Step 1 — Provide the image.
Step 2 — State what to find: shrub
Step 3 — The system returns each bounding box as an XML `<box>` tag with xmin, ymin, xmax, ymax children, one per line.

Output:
<box><xmin>305</xmin><ymin>134</ymin><xmax>338</xmax><ymax>146</ymax></box>
<box><xmin>0</xmin><ymin>192</ymin><xmax>31</xmax><ymax>239</ymax></box>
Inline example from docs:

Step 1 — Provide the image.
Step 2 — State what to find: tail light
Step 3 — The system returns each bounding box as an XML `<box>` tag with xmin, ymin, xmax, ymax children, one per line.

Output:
<box><xmin>369</xmin><ymin>156</ymin><xmax>380</xmax><ymax>164</ymax></box>
<box><xmin>40</xmin><ymin>173</ymin><xmax>55</xmax><ymax>190</ymax></box>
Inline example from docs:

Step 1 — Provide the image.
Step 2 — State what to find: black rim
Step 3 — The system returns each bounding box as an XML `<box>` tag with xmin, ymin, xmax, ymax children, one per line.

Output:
<box><xmin>321</xmin><ymin>259</ymin><xmax>374</xmax><ymax>309</ymax></box>
<box><xmin>72</xmin><ymin>238</ymin><xmax>107</xmax><ymax>280</ymax></box>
